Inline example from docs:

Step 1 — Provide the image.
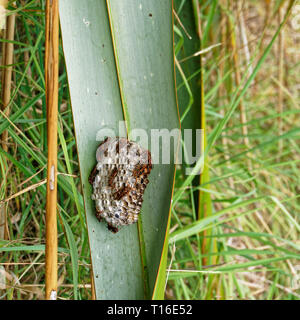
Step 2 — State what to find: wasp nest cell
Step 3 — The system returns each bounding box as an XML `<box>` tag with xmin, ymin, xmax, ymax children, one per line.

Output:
<box><xmin>89</xmin><ymin>137</ymin><xmax>152</xmax><ymax>233</ymax></box>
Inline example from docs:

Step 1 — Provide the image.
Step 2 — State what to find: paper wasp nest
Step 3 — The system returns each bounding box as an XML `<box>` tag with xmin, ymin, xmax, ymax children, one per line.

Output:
<box><xmin>89</xmin><ymin>137</ymin><xmax>152</xmax><ymax>233</ymax></box>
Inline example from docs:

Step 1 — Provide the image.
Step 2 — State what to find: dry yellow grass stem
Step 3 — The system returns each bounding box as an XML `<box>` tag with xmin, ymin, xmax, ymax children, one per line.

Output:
<box><xmin>0</xmin><ymin>1</ymin><xmax>15</xmax><ymax>240</ymax></box>
<box><xmin>45</xmin><ymin>0</ymin><xmax>59</xmax><ymax>300</ymax></box>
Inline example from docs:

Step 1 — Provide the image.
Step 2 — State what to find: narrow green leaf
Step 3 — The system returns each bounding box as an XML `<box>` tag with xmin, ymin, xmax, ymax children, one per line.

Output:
<box><xmin>60</xmin><ymin>213</ymin><xmax>79</xmax><ymax>300</ymax></box>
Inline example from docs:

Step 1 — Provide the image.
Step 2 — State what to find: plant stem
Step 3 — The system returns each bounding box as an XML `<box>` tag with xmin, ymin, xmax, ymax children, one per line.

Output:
<box><xmin>0</xmin><ymin>3</ymin><xmax>15</xmax><ymax>240</ymax></box>
<box><xmin>45</xmin><ymin>0</ymin><xmax>59</xmax><ymax>300</ymax></box>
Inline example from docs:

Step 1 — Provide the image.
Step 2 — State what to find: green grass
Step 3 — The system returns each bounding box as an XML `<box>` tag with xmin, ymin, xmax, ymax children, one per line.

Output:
<box><xmin>0</xmin><ymin>0</ymin><xmax>299</xmax><ymax>299</ymax></box>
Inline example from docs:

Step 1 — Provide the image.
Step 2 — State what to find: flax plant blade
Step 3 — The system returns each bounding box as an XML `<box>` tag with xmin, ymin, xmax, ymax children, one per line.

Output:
<box><xmin>60</xmin><ymin>0</ymin><xmax>179</xmax><ymax>299</ymax></box>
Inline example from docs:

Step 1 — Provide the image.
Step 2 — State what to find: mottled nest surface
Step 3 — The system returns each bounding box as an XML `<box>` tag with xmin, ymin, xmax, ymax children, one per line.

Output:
<box><xmin>89</xmin><ymin>137</ymin><xmax>152</xmax><ymax>233</ymax></box>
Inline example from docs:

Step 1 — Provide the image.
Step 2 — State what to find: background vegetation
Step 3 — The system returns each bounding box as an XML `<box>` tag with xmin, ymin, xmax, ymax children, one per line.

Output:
<box><xmin>0</xmin><ymin>0</ymin><xmax>299</xmax><ymax>299</ymax></box>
